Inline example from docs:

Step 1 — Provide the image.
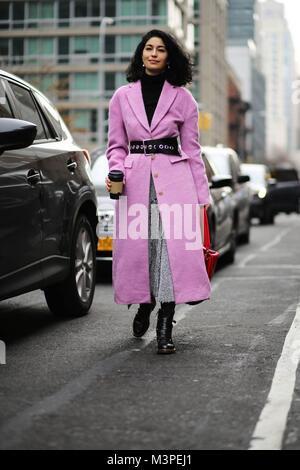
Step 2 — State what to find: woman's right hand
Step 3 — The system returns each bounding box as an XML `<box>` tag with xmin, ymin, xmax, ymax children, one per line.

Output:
<box><xmin>105</xmin><ymin>176</ymin><xmax>112</xmax><ymax>193</ymax></box>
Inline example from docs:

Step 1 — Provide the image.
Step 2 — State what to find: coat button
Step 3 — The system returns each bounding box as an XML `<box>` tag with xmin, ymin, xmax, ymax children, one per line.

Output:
<box><xmin>151</xmin><ymin>155</ymin><xmax>155</xmax><ymax>160</ymax></box>
<box><xmin>154</xmin><ymin>173</ymin><xmax>159</xmax><ymax>178</ymax></box>
<box><xmin>158</xmin><ymin>191</ymin><xmax>163</xmax><ymax>196</ymax></box>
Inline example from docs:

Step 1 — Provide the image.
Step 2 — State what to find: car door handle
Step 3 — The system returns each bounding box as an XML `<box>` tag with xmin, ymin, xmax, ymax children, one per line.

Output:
<box><xmin>67</xmin><ymin>159</ymin><xmax>78</xmax><ymax>173</ymax></box>
<box><xmin>27</xmin><ymin>169</ymin><xmax>41</xmax><ymax>186</ymax></box>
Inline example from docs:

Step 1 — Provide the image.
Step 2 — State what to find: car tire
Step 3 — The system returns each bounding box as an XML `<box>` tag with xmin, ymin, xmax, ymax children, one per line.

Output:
<box><xmin>261</xmin><ymin>207</ymin><xmax>274</xmax><ymax>225</ymax></box>
<box><xmin>44</xmin><ymin>215</ymin><xmax>96</xmax><ymax>317</ymax></box>
<box><xmin>239</xmin><ymin>218</ymin><xmax>251</xmax><ymax>244</ymax></box>
<box><xmin>223</xmin><ymin>226</ymin><xmax>236</xmax><ymax>264</ymax></box>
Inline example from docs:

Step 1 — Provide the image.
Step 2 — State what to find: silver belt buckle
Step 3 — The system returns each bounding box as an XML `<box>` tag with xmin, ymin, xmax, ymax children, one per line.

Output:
<box><xmin>143</xmin><ymin>139</ymin><xmax>152</xmax><ymax>156</ymax></box>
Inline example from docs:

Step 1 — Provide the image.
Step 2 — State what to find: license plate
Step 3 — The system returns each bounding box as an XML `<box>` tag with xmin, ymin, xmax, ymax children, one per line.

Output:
<box><xmin>97</xmin><ymin>237</ymin><xmax>113</xmax><ymax>251</ymax></box>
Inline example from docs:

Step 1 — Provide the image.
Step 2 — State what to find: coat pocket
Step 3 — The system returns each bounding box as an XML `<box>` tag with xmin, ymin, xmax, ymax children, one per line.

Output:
<box><xmin>168</xmin><ymin>152</ymin><xmax>190</xmax><ymax>164</ymax></box>
<box><xmin>124</xmin><ymin>156</ymin><xmax>134</xmax><ymax>168</ymax></box>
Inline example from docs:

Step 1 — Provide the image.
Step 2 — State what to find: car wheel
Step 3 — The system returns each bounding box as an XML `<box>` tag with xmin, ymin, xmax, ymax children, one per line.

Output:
<box><xmin>261</xmin><ymin>207</ymin><xmax>274</xmax><ymax>225</ymax></box>
<box><xmin>44</xmin><ymin>215</ymin><xmax>96</xmax><ymax>317</ymax></box>
<box><xmin>239</xmin><ymin>218</ymin><xmax>251</xmax><ymax>244</ymax></box>
<box><xmin>223</xmin><ymin>226</ymin><xmax>236</xmax><ymax>264</ymax></box>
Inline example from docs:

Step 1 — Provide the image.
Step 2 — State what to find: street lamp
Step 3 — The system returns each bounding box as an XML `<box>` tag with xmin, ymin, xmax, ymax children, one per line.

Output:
<box><xmin>98</xmin><ymin>16</ymin><xmax>114</xmax><ymax>148</ymax></box>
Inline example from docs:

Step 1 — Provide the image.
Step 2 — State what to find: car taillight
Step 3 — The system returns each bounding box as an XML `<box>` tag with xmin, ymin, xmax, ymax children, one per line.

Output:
<box><xmin>82</xmin><ymin>148</ymin><xmax>91</xmax><ymax>165</ymax></box>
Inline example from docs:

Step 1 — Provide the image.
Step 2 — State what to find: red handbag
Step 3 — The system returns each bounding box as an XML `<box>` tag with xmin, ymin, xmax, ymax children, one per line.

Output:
<box><xmin>202</xmin><ymin>209</ymin><xmax>219</xmax><ymax>280</ymax></box>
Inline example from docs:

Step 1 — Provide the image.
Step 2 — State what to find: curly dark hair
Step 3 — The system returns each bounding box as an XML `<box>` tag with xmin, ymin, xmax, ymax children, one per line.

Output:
<box><xmin>126</xmin><ymin>29</ymin><xmax>193</xmax><ymax>86</ymax></box>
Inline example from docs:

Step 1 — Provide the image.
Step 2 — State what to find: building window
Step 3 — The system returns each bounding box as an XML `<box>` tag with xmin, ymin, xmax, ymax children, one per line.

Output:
<box><xmin>152</xmin><ymin>0</ymin><xmax>167</xmax><ymax>17</ymax></box>
<box><xmin>58</xmin><ymin>37</ymin><xmax>69</xmax><ymax>56</ymax></box>
<box><xmin>0</xmin><ymin>1</ymin><xmax>9</xmax><ymax>29</ymax></box>
<box><xmin>105</xmin><ymin>36</ymin><xmax>115</xmax><ymax>54</ymax></box>
<box><xmin>75</xmin><ymin>0</ymin><xmax>88</xmax><ymax>17</ymax></box>
<box><xmin>73</xmin><ymin>73</ymin><xmax>98</xmax><ymax>91</ymax></box>
<box><xmin>105</xmin><ymin>0</ymin><xmax>116</xmax><ymax>17</ymax></box>
<box><xmin>12</xmin><ymin>38</ymin><xmax>23</xmax><ymax>57</ymax></box>
<box><xmin>73</xmin><ymin>37</ymin><xmax>99</xmax><ymax>54</ymax></box>
<box><xmin>27</xmin><ymin>38</ymin><xmax>54</xmax><ymax>55</ymax></box>
<box><xmin>91</xmin><ymin>0</ymin><xmax>100</xmax><ymax>17</ymax></box>
<box><xmin>40</xmin><ymin>2</ymin><xmax>54</xmax><ymax>18</ymax></box>
<box><xmin>0</xmin><ymin>2</ymin><xmax>9</xmax><ymax>19</ymax></box>
<box><xmin>73</xmin><ymin>110</ymin><xmax>90</xmax><ymax>131</ymax></box>
<box><xmin>0</xmin><ymin>38</ymin><xmax>9</xmax><ymax>56</ymax></box>
<box><xmin>105</xmin><ymin>72</ymin><xmax>115</xmax><ymax>92</ymax></box>
<box><xmin>12</xmin><ymin>1</ymin><xmax>24</xmax><ymax>28</ymax></box>
<box><xmin>120</xmin><ymin>35</ymin><xmax>140</xmax><ymax>54</ymax></box>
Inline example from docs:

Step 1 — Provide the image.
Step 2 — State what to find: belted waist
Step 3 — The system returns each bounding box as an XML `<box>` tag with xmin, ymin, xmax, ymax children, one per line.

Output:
<box><xmin>129</xmin><ymin>137</ymin><xmax>180</xmax><ymax>156</ymax></box>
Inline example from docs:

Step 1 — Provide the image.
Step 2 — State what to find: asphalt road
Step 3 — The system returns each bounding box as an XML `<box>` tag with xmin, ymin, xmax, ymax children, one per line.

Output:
<box><xmin>0</xmin><ymin>214</ymin><xmax>300</xmax><ymax>450</ymax></box>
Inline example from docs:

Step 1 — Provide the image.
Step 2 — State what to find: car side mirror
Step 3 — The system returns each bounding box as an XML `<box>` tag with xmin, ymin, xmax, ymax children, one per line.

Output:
<box><xmin>238</xmin><ymin>174</ymin><xmax>250</xmax><ymax>184</ymax></box>
<box><xmin>210</xmin><ymin>175</ymin><xmax>233</xmax><ymax>189</ymax></box>
<box><xmin>0</xmin><ymin>118</ymin><xmax>37</xmax><ymax>155</ymax></box>
<box><xmin>267</xmin><ymin>178</ymin><xmax>277</xmax><ymax>187</ymax></box>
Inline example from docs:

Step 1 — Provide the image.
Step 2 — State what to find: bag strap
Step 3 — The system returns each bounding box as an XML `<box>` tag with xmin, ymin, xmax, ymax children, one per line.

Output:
<box><xmin>203</xmin><ymin>209</ymin><xmax>211</xmax><ymax>250</ymax></box>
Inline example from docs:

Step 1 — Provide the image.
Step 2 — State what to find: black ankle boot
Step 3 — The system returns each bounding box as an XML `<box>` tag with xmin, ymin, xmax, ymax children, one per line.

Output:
<box><xmin>156</xmin><ymin>302</ymin><xmax>176</xmax><ymax>354</ymax></box>
<box><xmin>133</xmin><ymin>300</ymin><xmax>156</xmax><ymax>337</ymax></box>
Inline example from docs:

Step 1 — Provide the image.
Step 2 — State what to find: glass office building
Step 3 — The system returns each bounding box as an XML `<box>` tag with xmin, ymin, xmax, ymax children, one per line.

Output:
<box><xmin>0</xmin><ymin>0</ymin><xmax>192</xmax><ymax>149</ymax></box>
<box><xmin>227</xmin><ymin>0</ymin><xmax>255</xmax><ymax>44</ymax></box>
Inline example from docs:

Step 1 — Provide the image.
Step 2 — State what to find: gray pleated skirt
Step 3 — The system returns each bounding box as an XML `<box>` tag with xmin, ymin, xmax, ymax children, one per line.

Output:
<box><xmin>148</xmin><ymin>173</ymin><xmax>175</xmax><ymax>302</ymax></box>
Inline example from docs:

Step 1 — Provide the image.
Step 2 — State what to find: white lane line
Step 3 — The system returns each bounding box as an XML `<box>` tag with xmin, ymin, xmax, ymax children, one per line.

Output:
<box><xmin>260</xmin><ymin>228</ymin><xmax>291</xmax><ymax>252</ymax></box>
<box><xmin>0</xmin><ymin>280</ymin><xmax>223</xmax><ymax>449</ymax></box>
<box><xmin>249</xmin><ymin>301</ymin><xmax>300</xmax><ymax>450</ymax></box>
<box><xmin>237</xmin><ymin>228</ymin><xmax>291</xmax><ymax>268</ymax></box>
<box><xmin>238</xmin><ymin>254</ymin><xmax>257</xmax><ymax>268</ymax></box>
<box><xmin>269</xmin><ymin>303</ymin><xmax>298</xmax><ymax>326</ymax></box>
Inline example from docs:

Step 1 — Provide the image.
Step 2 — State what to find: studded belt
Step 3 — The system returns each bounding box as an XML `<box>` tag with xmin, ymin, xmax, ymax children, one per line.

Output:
<box><xmin>129</xmin><ymin>137</ymin><xmax>180</xmax><ymax>156</ymax></box>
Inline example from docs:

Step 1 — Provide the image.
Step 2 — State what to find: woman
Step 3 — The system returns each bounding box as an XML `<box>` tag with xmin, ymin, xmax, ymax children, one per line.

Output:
<box><xmin>105</xmin><ymin>30</ymin><xmax>211</xmax><ymax>354</ymax></box>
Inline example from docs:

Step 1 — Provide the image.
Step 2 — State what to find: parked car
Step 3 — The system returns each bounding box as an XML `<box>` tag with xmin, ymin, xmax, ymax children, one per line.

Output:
<box><xmin>240</xmin><ymin>163</ymin><xmax>275</xmax><ymax>224</ymax></box>
<box><xmin>202</xmin><ymin>154</ymin><xmax>236</xmax><ymax>263</ymax></box>
<box><xmin>90</xmin><ymin>147</ymin><xmax>114</xmax><ymax>264</ymax></box>
<box><xmin>0</xmin><ymin>70</ymin><xmax>98</xmax><ymax>316</ymax></box>
<box><xmin>269</xmin><ymin>166</ymin><xmax>300</xmax><ymax>216</ymax></box>
<box><xmin>91</xmin><ymin>149</ymin><xmax>236</xmax><ymax>265</ymax></box>
<box><xmin>241</xmin><ymin>163</ymin><xmax>300</xmax><ymax>224</ymax></box>
<box><xmin>202</xmin><ymin>146</ymin><xmax>251</xmax><ymax>243</ymax></box>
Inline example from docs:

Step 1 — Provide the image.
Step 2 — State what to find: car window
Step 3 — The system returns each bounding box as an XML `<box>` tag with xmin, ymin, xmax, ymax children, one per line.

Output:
<box><xmin>7</xmin><ymin>82</ymin><xmax>48</xmax><ymax>141</ymax></box>
<box><xmin>208</xmin><ymin>152</ymin><xmax>231</xmax><ymax>175</ymax></box>
<box><xmin>34</xmin><ymin>91</ymin><xmax>68</xmax><ymax>140</ymax></box>
<box><xmin>241</xmin><ymin>165</ymin><xmax>267</xmax><ymax>186</ymax></box>
<box><xmin>0</xmin><ymin>79</ymin><xmax>14</xmax><ymax>118</ymax></box>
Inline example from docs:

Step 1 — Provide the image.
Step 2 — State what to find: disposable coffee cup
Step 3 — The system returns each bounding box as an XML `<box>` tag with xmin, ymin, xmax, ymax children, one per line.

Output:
<box><xmin>108</xmin><ymin>170</ymin><xmax>124</xmax><ymax>199</ymax></box>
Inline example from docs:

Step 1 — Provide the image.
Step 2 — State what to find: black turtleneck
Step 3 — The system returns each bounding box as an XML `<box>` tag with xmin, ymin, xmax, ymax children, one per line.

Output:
<box><xmin>141</xmin><ymin>70</ymin><xmax>166</xmax><ymax>126</ymax></box>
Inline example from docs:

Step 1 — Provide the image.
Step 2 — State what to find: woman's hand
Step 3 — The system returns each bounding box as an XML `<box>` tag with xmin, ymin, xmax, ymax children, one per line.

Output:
<box><xmin>105</xmin><ymin>176</ymin><xmax>112</xmax><ymax>193</ymax></box>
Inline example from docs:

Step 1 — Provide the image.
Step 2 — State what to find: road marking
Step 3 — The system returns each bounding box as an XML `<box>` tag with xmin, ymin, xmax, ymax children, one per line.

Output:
<box><xmin>260</xmin><ymin>229</ymin><xmax>291</xmax><ymax>252</ymax></box>
<box><xmin>269</xmin><ymin>303</ymin><xmax>297</xmax><ymax>325</ymax></box>
<box><xmin>237</xmin><ymin>228</ymin><xmax>291</xmax><ymax>268</ymax></box>
<box><xmin>249</xmin><ymin>301</ymin><xmax>300</xmax><ymax>450</ymax></box>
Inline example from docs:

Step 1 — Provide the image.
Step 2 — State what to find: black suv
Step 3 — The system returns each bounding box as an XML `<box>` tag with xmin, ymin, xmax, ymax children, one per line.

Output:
<box><xmin>0</xmin><ymin>70</ymin><xmax>98</xmax><ymax>317</ymax></box>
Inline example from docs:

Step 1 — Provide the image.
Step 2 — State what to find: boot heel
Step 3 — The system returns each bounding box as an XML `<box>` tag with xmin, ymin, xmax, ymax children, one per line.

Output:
<box><xmin>156</xmin><ymin>306</ymin><xmax>176</xmax><ymax>354</ymax></box>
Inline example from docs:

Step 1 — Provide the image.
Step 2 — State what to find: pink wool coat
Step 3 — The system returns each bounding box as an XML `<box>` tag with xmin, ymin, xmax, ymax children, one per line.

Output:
<box><xmin>106</xmin><ymin>79</ymin><xmax>211</xmax><ymax>305</ymax></box>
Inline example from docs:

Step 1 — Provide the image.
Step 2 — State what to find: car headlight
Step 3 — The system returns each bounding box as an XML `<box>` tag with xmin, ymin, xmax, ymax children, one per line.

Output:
<box><xmin>258</xmin><ymin>188</ymin><xmax>267</xmax><ymax>199</ymax></box>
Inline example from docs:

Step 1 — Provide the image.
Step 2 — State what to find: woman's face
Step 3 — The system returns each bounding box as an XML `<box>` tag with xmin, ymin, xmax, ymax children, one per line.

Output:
<box><xmin>142</xmin><ymin>36</ymin><xmax>168</xmax><ymax>75</ymax></box>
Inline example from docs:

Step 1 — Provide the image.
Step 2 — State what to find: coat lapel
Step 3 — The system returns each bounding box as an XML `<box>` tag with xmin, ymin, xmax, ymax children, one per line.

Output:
<box><xmin>126</xmin><ymin>81</ymin><xmax>150</xmax><ymax>133</ymax></box>
<box><xmin>126</xmin><ymin>80</ymin><xmax>178</xmax><ymax>134</ymax></box>
<box><xmin>150</xmin><ymin>80</ymin><xmax>178</xmax><ymax>132</ymax></box>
